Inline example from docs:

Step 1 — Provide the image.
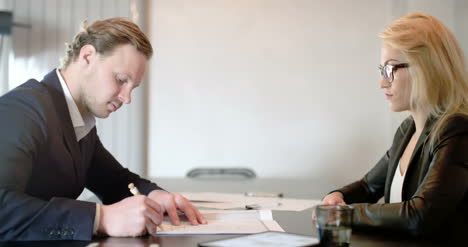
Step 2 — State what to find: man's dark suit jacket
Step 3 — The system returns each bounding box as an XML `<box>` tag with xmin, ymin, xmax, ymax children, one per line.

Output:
<box><xmin>0</xmin><ymin>70</ymin><xmax>162</xmax><ymax>241</ymax></box>
<box><xmin>335</xmin><ymin>115</ymin><xmax>468</xmax><ymax>240</ymax></box>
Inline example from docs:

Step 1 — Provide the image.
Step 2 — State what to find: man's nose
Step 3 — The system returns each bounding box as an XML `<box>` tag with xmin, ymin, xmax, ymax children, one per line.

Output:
<box><xmin>118</xmin><ymin>86</ymin><xmax>132</xmax><ymax>104</ymax></box>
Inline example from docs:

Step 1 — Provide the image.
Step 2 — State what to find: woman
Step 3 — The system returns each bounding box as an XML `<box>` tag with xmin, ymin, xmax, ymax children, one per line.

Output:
<box><xmin>321</xmin><ymin>12</ymin><xmax>468</xmax><ymax>238</ymax></box>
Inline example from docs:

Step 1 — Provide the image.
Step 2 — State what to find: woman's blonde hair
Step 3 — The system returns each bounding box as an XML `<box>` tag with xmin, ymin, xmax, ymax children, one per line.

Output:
<box><xmin>379</xmin><ymin>12</ymin><xmax>468</xmax><ymax>147</ymax></box>
<box><xmin>60</xmin><ymin>17</ymin><xmax>153</xmax><ymax>69</ymax></box>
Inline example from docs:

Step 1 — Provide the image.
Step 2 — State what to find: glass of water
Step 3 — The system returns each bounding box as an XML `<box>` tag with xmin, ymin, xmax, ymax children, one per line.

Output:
<box><xmin>315</xmin><ymin>205</ymin><xmax>354</xmax><ymax>247</ymax></box>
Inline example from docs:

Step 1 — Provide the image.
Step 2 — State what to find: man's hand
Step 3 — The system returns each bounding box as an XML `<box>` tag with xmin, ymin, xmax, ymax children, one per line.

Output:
<box><xmin>148</xmin><ymin>190</ymin><xmax>207</xmax><ymax>226</ymax></box>
<box><xmin>321</xmin><ymin>191</ymin><xmax>346</xmax><ymax>205</ymax></box>
<box><xmin>98</xmin><ymin>195</ymin><xmax>163</xmax><ymax>237</ymax></box>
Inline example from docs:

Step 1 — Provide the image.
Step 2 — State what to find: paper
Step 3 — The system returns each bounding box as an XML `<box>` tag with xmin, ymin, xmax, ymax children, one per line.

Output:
<box><xmin>156</xmin><ymin>210</ymin><xmax>284</xmax><ymax>235</ymax></box>
<box><xmin>180</xmin><ymin>192</ymin><xmax>321</xmax><ymax>211</ymax></box>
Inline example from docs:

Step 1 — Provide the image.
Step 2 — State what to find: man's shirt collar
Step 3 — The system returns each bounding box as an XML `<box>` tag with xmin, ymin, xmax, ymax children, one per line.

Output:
<box><xmin>55</xmin><ymin>69</ymin><xmax>95</xmax><ymax>141</ymax></box>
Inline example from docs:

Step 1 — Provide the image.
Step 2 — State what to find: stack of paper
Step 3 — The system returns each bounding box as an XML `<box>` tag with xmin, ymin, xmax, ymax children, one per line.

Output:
<box><xmin>157</xmin><ymin>210</ymin><xmax>283</xmax><ymax>235</ymax></box>
<box><xmin>156</xmin><ymin>192</ymin><xmax>320</xmax><ymax>235</ymax></box>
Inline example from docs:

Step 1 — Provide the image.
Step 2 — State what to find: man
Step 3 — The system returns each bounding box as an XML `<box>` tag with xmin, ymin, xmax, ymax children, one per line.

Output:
<box><xmin>0</xmin><ymin>17</ymin><xmax>206</xmax><ymax>241</ymax></box>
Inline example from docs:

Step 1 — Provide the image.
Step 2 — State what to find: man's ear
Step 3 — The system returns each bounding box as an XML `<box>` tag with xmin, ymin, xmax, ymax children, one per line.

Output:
<box><xmin>78</xmin><ymin>45</ymin><xmax>97</xmax><ymax>66</ymax></box>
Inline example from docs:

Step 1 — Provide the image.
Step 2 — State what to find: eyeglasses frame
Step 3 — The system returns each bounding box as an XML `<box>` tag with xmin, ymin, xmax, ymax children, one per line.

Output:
<box><xmin>378</xmin><ymin>63</ymin><xmax>409</xmax><ymax>83</ymax></box>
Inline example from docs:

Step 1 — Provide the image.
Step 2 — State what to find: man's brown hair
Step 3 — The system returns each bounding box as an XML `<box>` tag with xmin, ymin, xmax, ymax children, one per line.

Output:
<box><xmin>60</xmin><ymin>17</ymin><xmax>153</xmax><ymax>69</ymax></box>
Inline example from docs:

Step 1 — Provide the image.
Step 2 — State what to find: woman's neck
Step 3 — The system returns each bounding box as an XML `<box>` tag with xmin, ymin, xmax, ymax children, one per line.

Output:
<box><xmin>410</xmin><ymin>109</ymin><xmax>429</xmax><ymax>134</ymax></box>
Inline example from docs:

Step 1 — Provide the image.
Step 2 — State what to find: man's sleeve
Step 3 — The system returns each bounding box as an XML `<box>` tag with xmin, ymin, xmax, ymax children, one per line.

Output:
<box><xmin>85</xmin><ymin>137</ymin><xmax>164</xmax><ymax>205</ymax></box>
<box><xmin>0</xmin><ymin>91</ymin><xmax>97</xmax><ymax>241</ymax></box>
<box><xmin>0</xmin><ymin>190</ymin><xmax>96</xmax><ymax>241</ymax></box>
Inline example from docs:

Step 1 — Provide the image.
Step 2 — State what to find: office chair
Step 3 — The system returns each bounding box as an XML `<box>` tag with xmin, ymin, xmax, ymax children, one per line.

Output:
<box><xmin>186</xmin><ymin>167</ymin><xmax>256</xmax><ymax>180</ymax></box>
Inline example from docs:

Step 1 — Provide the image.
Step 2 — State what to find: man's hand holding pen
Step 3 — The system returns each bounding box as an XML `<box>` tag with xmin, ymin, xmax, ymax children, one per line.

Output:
<box><xmin>97</xmin><ymin>193</ymin><xmax>164</xmax><ymax>237</ymax></box>
<box><xmin>97</xmin><ymin>184</ymin><xmax>207</xmax><ymax>237</ymax></box>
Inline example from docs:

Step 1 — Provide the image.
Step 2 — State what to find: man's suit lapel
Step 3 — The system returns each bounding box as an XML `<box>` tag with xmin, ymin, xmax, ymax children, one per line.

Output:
<box><xmin>40</xmin><ymin>70</ymin><xmax>84</xmax><ymax>173</ymax></box>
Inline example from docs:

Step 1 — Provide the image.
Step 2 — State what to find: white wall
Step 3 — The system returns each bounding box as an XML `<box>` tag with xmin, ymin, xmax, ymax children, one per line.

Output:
<box><xmin>147</xmin><ymin>0</ymin><xmax>467</xmax><ymax>185</ymax></box>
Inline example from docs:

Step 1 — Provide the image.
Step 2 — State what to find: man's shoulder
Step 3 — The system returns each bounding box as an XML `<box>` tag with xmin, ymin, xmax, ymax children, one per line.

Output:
<box><xmin>0</xmin><ymin>79</ymin><xmax>59</xmax><ymax>126</ymax></box>
<box><xmin>0</xmin><ymin>79</ymin><xmax>53</xmax><ymax>108</ymax></box>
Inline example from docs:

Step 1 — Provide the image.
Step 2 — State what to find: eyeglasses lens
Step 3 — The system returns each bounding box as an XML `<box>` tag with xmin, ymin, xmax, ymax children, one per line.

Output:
<box><xmin>379</xmin><ymin>65</ymin><xmax>394</xmax><ymax>82</ymax></box>
<box><xmin>385</xmin><ymin>65</ymin><xmax>394</xmax><ymax>81</ymax></box>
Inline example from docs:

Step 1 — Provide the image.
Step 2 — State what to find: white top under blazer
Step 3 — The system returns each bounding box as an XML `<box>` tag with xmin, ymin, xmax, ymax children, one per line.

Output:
<box><xmin>390</xmin><ymin>161</ymin><xmax>406</xmax><ymax>203</ymax></box>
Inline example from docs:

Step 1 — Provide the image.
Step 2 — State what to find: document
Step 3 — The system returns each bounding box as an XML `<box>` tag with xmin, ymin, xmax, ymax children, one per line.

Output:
<box><xmin>156</xmin><ymin>210</ymin><xmax>284</xmax><ymax>235</ymax></box>
<box><xmin>180</xmin><ymin>192</ymin><xmax>321</xmax><ymax>211</ymax></box>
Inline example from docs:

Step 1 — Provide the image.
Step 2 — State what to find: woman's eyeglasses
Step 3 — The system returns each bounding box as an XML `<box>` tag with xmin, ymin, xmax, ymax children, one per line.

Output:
<box><xmin>378</xmin><ymin>63</ymin><xmax>409</xmax><ymax>83</ymax></box>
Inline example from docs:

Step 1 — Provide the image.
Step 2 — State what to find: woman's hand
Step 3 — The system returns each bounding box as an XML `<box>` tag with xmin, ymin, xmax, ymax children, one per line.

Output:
<box><xmin>321</xmin><ymin>191</ymin><xmax>346</xmax><ymax>205</ymax></box>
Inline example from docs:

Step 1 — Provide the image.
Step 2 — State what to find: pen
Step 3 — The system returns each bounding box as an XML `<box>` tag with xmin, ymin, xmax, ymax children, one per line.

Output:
<box><xmin>128</xmin><ymin>183</ymin><xmax>165</xmax><ymax>232</ymax></box>
<box><xmin>245</xmin><ymin>202</ymin><xmax>282</xmax><ymax>210</ymax></box>
<box><xmin>244</xmin><ymin>192</ymin><xmax>284</xmax><ymax>198</ymax></box>
<box><xmin>128</xmin><ymin>183</ymin><xmax>141</xmax><ymax>195</ymax></box>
